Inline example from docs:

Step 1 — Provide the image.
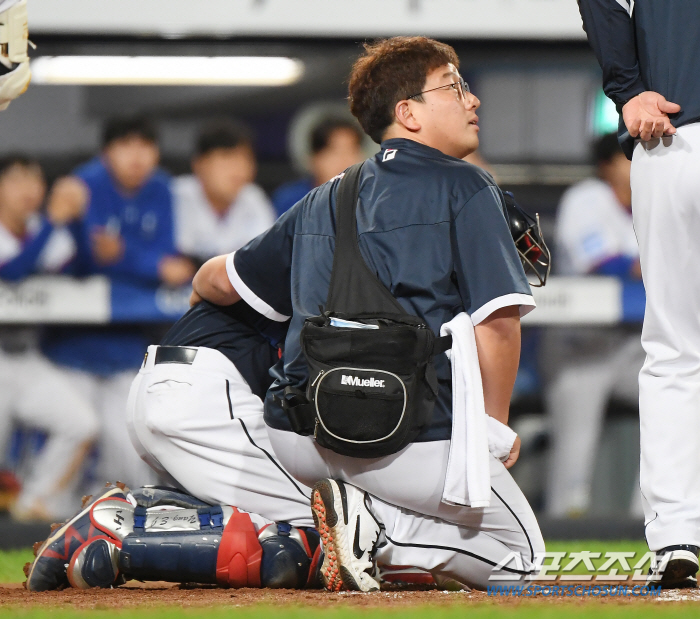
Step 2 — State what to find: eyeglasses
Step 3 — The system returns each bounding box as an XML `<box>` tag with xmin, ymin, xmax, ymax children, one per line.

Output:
<box><xmin>408</xmin><ymin>76</ymin><xmax>470</xmax><ymax>101</ymax></box>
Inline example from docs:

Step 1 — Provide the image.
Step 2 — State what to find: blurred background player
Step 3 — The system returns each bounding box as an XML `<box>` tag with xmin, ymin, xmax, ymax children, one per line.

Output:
<box><xmin>543</xmin><ymin>133</ymin><xmax>645</xmax><ymax>517</ymax></box>
<box><xmin>272</xmin><ymin>116</ymin><xmax>365</xmax><ymax>217</ymax></box>
<box><xmin>0</xmin><ymin>154</ymin><xmax>98</xmax><ymax>521</ymax></box>
<box><xmin>0</xmin><ymin>0</ymin><xmax>30</xmax><ymax>111</ymax></box>
<box><xmin>40</xmin><ymin>116</ymin><xmax>194</xmax><ymax>490</ymax></box>
<box><xmin>173</xmin><ymin>118</ymin><xmax>275</xmax><ymax>266</ymax></box>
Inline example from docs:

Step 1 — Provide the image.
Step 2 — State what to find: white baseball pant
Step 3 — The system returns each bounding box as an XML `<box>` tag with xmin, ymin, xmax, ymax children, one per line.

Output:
<box><xmin>268</xmin><ymin>428</ymin><xmax>545</xmax><ymax>589</ymax></box>
<box><xmin>125</xmin><ymin>344</ymin><xmax>543</xmax><ymax>588</ymax></box>
<box><xmin>0</xmin><ymin>348</ymin><xmax>98</xmax><ymax>519</ymax></box>
<box><xmin>125</xmin><ymin>345</ymin><xmax>314</xmax><ymax>527</ymax></box>
<box><xmin>632</xmin><ymin>122</ymin><xmax>700</xmax><ymax>550</ymax></box>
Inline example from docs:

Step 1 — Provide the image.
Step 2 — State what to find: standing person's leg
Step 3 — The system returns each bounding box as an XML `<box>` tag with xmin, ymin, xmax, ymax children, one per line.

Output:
<box><xmin>543</xmin><ymin>328</ymin><xmax>632</xmax><ymax>516</ymax></box>
<box><xmin>127</xmin><ymin>346</ymin><xmax>313</xmax><ymax>527</ymax></box>
<box><xmin>11</xmin><ymin>351</ymin><xmax>98</xmax><ymax>519</ymax></box>
<box><xmin>631</xmin><ymin>124</ymin><xmax>700</xmax><ymax>550</ymax></box>
<box><xmin>545</xmin><ymin>359</ymin><xmax>615</xmax><ymax>516</ymax></box>
<box><xmin>0</xmin><ymin>352</ymin><xmax>18</xmax><ymax>469</ymax></box>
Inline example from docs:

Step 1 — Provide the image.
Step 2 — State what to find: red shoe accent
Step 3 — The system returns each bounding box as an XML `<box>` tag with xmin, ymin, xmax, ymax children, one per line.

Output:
<box><xmin>41</xmin><ymin>524</ymin><xmax>90</xmax><ymax>562</ymax></box>
<box><xmin>215</xmin><ymin>511</ymin><xmax>263</xmax><ymax>588</ymax></box>
<box><xmin>307</xmin><ymin>543</ymin><xmax>322</xmax><ymax>587</ymax></box>
<box><xmin>297</xmin><ymin>528</ymin><xmax>313</xmax><ymax>557</ymax></box>
<box><xmin>380</xmin><ymin>566</ymin><xmax>435</xmax><ymax>585</ymax></box>
<box><xmin>312</xmin><ymin>489</ymin><xmax>343</xmax><ymax>591</ymax></box>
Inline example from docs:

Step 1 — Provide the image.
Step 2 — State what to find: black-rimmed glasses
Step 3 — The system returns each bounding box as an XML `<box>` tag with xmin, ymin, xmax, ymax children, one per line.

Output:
<box><xmin>407</xmin><ymin>76</ymin><xmax>470</xmax><ymax>101</ymax></box>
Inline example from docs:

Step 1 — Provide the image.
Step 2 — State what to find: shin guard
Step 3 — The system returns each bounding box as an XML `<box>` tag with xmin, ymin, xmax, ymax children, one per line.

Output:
<box><xmin>119</xmin><ymin>504</ymin><xmax>232</xmax><ymax>584</ymax></box>
<box><xmin>71</xmin><ymin>486</ymin><xmax>321</xmax><ymax>590</ymax></box>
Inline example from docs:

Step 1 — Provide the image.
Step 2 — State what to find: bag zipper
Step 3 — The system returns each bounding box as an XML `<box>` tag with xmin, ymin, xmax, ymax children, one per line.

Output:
<box><xmin>311</xmin><ymin>370</ymin><xmax>325</xmax><ymax>388</ymax></box>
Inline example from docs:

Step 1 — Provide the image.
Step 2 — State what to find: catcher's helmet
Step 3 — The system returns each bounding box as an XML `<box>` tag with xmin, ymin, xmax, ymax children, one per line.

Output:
<box><xmin>503</xmin><ymin>191</ymin><xmax>551</xmax><ymax>287</ymax></box>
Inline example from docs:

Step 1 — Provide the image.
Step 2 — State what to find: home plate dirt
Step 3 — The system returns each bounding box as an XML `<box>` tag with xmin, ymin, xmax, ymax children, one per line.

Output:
<box><xmin>2</xmin><ymin>582</ymin><xmax>699</xmax><ymax>609</ymax></box>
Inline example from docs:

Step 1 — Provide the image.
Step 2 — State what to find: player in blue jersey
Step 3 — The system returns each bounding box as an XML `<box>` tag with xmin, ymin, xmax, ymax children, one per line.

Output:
<box><xmin>41</xmin><ymin>116</ymin><xmax>195</xmax><ymax>490</ymax></box>
<box><xmin>0</xmin><ymin>155</ymin><xmax>98</xmax><ymax>521</ymax></box>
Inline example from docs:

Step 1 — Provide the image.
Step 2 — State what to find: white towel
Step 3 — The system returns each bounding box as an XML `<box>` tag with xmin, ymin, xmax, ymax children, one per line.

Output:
<box><xmin>487</xmin><ymin>415</ymin><xmax>518</xmax><ymax>462</ymax></box>
<box><xmin>440</xmin><ymin>313</ymin><xmax>491</xmax><ymax>508</ymax></box>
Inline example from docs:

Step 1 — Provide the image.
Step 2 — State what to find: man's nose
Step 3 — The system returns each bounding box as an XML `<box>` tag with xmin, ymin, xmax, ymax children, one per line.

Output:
<box><xmin>465</xmin><ymin>92</ymin><xmax>480</xmax><ymax>110</ymax></box>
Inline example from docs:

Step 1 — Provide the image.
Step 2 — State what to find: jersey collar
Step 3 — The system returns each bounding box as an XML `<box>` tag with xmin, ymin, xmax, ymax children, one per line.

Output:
<box><xmin>379</xmin><ymin>138</ymin><xmax>466</xmax><ymax>164</ymax></box>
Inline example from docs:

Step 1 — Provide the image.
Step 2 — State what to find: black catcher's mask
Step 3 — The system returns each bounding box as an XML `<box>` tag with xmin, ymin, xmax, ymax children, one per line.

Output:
<box><xmin>503</xmin><ymin>191</ymin><xmax>551</xmax><ymax>287</ymax></box>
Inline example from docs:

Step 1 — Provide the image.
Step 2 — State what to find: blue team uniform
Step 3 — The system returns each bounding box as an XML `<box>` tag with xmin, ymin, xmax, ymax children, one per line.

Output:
<box><xmin>0</xmin><ymin>219</ymin><xmax>57</xmax><ymax>281</ymax></box>
<box><xmin>271</xmin><ymin>177</ymin><xmax>314</xmax><ymax>218</ymax></box>
<box><xmin>42</xmin><ymin>158</ymin><xmax>176</xmax><ymax>375</ymax></box>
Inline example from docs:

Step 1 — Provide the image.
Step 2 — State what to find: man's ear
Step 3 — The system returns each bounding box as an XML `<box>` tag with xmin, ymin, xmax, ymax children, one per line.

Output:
<box><xmin>394</xmin><ymin>99</ymin><xmax>421</xmax><ymax>133</ymax></box>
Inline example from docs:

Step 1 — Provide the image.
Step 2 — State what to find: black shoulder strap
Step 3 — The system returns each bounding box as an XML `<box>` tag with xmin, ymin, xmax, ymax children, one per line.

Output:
<box><xmin>326</xmin><ymin>162</ymin><xmax>406</xmax><ymax>315</ymax></box>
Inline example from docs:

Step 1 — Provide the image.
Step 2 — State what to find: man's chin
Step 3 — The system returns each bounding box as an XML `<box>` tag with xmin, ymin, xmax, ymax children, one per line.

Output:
<box><xmin>458</xmin><ymin>139</ymin><xmax>479</xmax><ymax>160</ymax></box>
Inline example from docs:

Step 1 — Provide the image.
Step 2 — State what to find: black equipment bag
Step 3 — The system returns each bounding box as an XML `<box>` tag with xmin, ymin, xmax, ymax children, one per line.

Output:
<box><xmin>282</xmin><ymin>162</ymin><xmax>451</xmax><ymax>458</ymax></box>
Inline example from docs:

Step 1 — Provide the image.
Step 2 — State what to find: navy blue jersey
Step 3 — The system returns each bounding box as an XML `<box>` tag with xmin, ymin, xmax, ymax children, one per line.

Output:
<box><xmin>579</xmin><ymin>0</ymin><xmax>700</xmax><ymax>155</ymax></box>
<box><xmin>160</xmin><ymin>300</ymin><xmax>287</xmax><ymax>401</ymax></box>
<box><xmin>229</xmin><ymin>138</ymin><xmax>534</xmax><ymax>441</ymax></box>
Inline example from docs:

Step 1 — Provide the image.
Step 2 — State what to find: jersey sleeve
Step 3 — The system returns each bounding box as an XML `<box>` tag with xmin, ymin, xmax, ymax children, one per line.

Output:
<box><xmin>555</xmin><ymin>183</ymin><xmax>625</xmax><ymax>274</ymax></box>
<box><xmin>226</xmin><ymin>204</ymin><xmax>297</xmax><ymax>322</ymax></box>
<box><xmin>452</xmin><ymin>186</ymin><xmax>535</xmax><ymax>325</ymax></box>
<box><xmin>0</xmin><ymin>220</ymin><xmax>53</xmax><ymax>281</ymax></box>
<box><xmin>578</xmin><ymin>0</ymin><xmax>645</xmax><ymax>107</ymax></box>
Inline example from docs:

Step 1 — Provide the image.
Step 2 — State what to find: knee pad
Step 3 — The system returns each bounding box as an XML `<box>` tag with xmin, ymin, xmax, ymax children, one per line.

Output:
<box><xmin>215</xmin><ymin>509</ymin><xmax>262</xmax><ymax>587</ymax></box>
<box><xmin>300</xmin><ymin>527</ymin><xmax>324</xmax><ymax>589</ymax></box>
<box><xmin>258</xmin><ymin>523</ymin><xmax>317</xmax><ymax>589</ymax></box>
<box><xmin>117</xmin><ymin>500</ymin><xmax>263</xmax><ymax>588</ymax></box>
<box><xmin>68</xmin><ymin>538</ymin><xmax>122</xmax><ymax>589</ymax></box>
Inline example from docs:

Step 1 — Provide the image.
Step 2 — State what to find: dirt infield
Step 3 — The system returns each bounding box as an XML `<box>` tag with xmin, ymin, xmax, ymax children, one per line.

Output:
<box><xmin>2</xmin><ymin>582</ymin><xmax>699</xmax><ymax>609</ymax></box>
